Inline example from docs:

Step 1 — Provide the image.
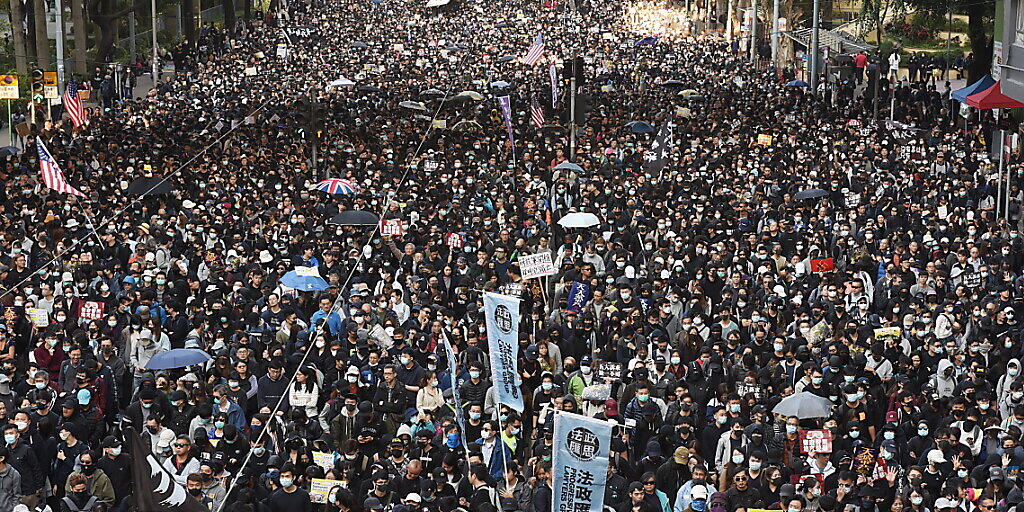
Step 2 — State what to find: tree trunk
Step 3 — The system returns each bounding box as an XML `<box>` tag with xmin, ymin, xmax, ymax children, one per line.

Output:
<box><xmin>33</xmin><ymin>0</ymin><xmax>50</xmax><ymax>68</ymax></box>
<box><xmin>89</xmin><ymin>0</ymin><xmax>132</xmax><ymax>65</ymax></box>
<box><xmin>966</xmin><ymin>1</ymin><xmax>993</xmax><ymax>83</ymax></box>
<box><xmin>223</xmin><ymin>0</ymin><xmax>236</xmax><ymax>30</ymax></box>
<box><xmin>9</xmin><ymin>0</ymin><xmax>29</xmax><ymax>74</ymax></box>
<box><xmin>25</xmin><ymin>0</ymin><xmax>37</xmax><ymax>63</ymax></box>
<box><xmin>181</xmin><ymin>0</ymin><xmax>195</xmax><ymax>45</ymax></box>
<box><xmin>72</xmin><ymin>0</ymin><xmax>88</xmax><ymax>75</ymax></box>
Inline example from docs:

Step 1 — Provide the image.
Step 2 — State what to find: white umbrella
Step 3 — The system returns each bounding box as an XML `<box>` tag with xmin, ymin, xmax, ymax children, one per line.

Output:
<box><xmin>328</xmin><ymin>77</ymin><xmax>355</xmax><ymax>87</ymax></box>
<box><xmin>399</xmin><ymin>101</ymin><xmax>428</xmax><ymax>112</ymax></box>
<box><xmin>557</xmin><ymin>212</ymin><xmax>600</xmax><ymax>228</ymax></box>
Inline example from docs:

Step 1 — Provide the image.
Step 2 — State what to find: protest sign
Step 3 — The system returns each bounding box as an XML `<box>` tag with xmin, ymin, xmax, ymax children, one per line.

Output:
<box><xmin>309</xmin><ymin>478</ymin><xmax>344</xmax><ymax>503</ymax></box>
<box><xmin>485</xmin><ymin>292</ymin><xmax>524</xmax><ymax>412</ymax></box>
<box><xmin>799</xmin><ymin>429</ymin><xmax>833</xmax><ymax>454</ymax></box>
<box><xmin>553</xmin><ymin>412</ymin><xmax>612</xmax><ymax>512</ymax></box>
<box><xmin>519</xmin><ymin>252</ymin><xmax>556</xmax><ymax>279</ymax></box>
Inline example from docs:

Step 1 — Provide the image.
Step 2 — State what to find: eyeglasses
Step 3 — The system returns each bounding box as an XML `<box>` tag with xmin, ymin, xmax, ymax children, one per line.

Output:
<box><xmin>174</xmin><ymin>443</ymin><xmax>190</xmax><ymax>448</ymax></box>
<box><xmin>734</xmin><ymin>477</ymin><xmax>747</xmax><ymax>482</ymax></box>
<box><xmin>643</xmin><ymin>481</ymin><xmax>656</xmax><ymax>485</ymax></box>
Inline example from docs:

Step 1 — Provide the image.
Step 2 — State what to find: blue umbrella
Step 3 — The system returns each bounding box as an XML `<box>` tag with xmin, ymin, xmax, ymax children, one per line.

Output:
<box><xmin>786</xmin><ymin>80</ymin><xmax>809</xmax><ymax>87</ymax></box>
<box><xmin>281</xmin><ymin>266</ymin><xmax>330</xmax><ymax>291</ymax></box>
<box><xmin>145</xmin><ymin>349</ymin><xmax>212</xmax><ymax>370</ymax></box>
<box><xmin>626</xmin><ymin>121</ymin><xmax>655</xmax><ymax>134</ymax></box>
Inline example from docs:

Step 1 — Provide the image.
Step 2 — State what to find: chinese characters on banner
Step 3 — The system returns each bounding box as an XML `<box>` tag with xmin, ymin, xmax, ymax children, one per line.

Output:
<box><xmin>810</xmin><ymin>258</ymin><xmax>835</xmax><ymax>273</ymax></box>
<box><xmin>518</xmin><ymin>252</ymin><xmax>556</xmax><ymax>280</ymax></box>
<box><xmin>484</xmin><ymin>292</ymin><xmax>524</xmax><ymax>412</ymax></box>
<box><xmin>78</xmin><ymin>301</ymin><xmax>106</xmax><ymax>320</ymax></box>
<box><xmin>566</xmin><ymin>281</ymin><xmax>591</xmax><ymax>313</ymax></box>
<box><xmin>553</xmin><ymin>412</ymin><xmax>612</xmax><ymax>512</ymax></box>
<box><xmin>380</xmin><ymin>219</ymin><xmax>405</xmax><ymax>236</ymax></box>
<box><xmin>446</xmin><ymin>232</ymin><xmax>465</xmax><ymax>249</ymax></box>
<box><xmin>798</xmin><ymin>429</ymin><xmax>833</xmax><ymax>454</ymax></box>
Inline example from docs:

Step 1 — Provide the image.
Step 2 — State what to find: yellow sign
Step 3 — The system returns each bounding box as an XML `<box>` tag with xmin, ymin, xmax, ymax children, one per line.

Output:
<box><xmin>757</xmin><ymin>134</ymin><xmax>773</xmax><ymax>146</ymax></box>
<box><xmin>0</xmin><ymin>75</ymin><xmax>19</xmax><ymax>99</ymax></box>
<box><xmin>43</xmin><ymin>72</ymin><xmax>57</xmax><ymax>86</ymax></box>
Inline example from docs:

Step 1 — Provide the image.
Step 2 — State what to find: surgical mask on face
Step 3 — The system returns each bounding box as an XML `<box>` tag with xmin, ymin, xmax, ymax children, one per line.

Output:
<box><xmin>671</xmin><ymin>356</ymin><xmax>681</xmax><ymax>365</ymax></box>
<box><xmin>786</xmin><ymin>425</ymin><xmax>798</xmax><ymax>434</ymax></box>
<box><xmin>4</xmin><ymin>434</ymin><xmax>15</xmax><ymax>445</ymax></box>
<box><xmin>849</xmin><ymin>430</ymin><xmax>860</xmax><ymax>439</ymax></box>
<box><xmin>749</xmin><ymin>460</ymin><xmax>762</xmax><ymax>471</ymax></box>
<box><xmin>469</xmin><ymin>370</ymin><xmax>481</xmax><ymax>379</ymax></box>
<box><xmin>279</xmin><ymin>477</ymin><xmax>293</xmax><ymax>488</ymax></box>
<box><xmin>469</xmin><ymin>412</ymin><xmax>482</xmax><ymax>420</ymax></box>
<box><xmin>253</xmin><ymin>446</ymin><xmax>266</xmax><ymax>456</ymax></box>
<box><xmin>215</xmin><ymin>421</ymin><xmax>226</xmax><ymax>429</ymax></box>
<box><xmin>730</xmin><ymin>404</ymin><xmax>741</xmax><ymax>413</ymax></box>
<box><xmin>911</xmin><ymin>497</ymin><xmax>923</xmax><ymax>506</ymax></box>
<box><xmin>637</xmin><ymin>394</ymin><xmax>650</xmax><ymax>402</ymax></box>
<box><xmin>812</xmin><ymin>377</ymin><xmax>823</xmax><ymax>385</ymax></box>
<box><xmin>716</xmin><ymin>416</ymin><xmax>728</xmax><ymax>425</ymax></box>
<box><xmin>732</xmin><ymin>454</ymin><xmax>744</xmax><ymax>464</ymax></box>
<box><xmin>347</xmin><ymin>375</ymin><xmax>358</xmax><ymax>383</ymax></box>
<box><xmin>542</xmin><ymin>382</ymin><xmax>553</xmax><ymax>391</ymax></box>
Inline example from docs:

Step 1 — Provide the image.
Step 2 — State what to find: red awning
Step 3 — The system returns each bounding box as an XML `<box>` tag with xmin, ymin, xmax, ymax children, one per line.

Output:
<box><xmin>966</xmin><ymin>81</ymin><xmax>1024</xmax><ymax>109</ymax></box>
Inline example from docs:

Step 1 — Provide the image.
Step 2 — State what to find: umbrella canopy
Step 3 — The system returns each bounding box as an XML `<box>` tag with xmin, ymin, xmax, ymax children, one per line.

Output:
<box><xmin>660</xmin><ymin>79</ymin><xmax>686</xmax><ymax>88</ymax></box>
<box><xmin>351</xmin><ymin>42</ymin><xmax>369</xmax><ymax>48</ymax></box>
<box><xmin>679</xmin><ymin>89</ymin><xmax>699</xmax><ymax>97</ymax></box>
<box><xmin>328</xmin><ymin>77</ymin><xmax>355</xmax><ymax>87</ymax></box>
<box><xmin>145</xmin><ymin>348</ymin><xmax>212</xmax><ymax>370</ymax></box>
<box><xmin>399</xmin><ymin>101</ymin><xmax>428</xmax><ymax>112</ymax></box>
<box><xmin>281</xmin><ymin>266</ymin><xmax>330</xmax><ymax>291</ymax></box>
<box><xmin>328</xmin><ymin>210</ymin><xmax>380</xmax><ymax>226</ymax></box>
<box><xmin>794</xmin><ymin>188</ymin><xmax>829</xmax><ymax>200</ymax></box>
<box><xmin>420</xmin><ymin>88</ymin><xmax>445</xmax><ymax>97</ymax></box>
<box><xmin>454</xmin><ymin>91</ymin><xmax>485</xmax><ymax>101</ymax></box>
<box><xmin>554</xmin><ymin>161</ymin><xmax>584</xmax><ymax>173</ymax></box>
<box><xmin>357</xmin><ymin>85</ymin><xmax>382</xmax><ymax>92</ymax></box>
<box><xmin>626</xmin><ymin>121</ymin><xmax>655</xmax><ymax>134</ymax></box>
<box><xmin>496</xmin><ymin>55</ymin><xmax>517</xmax><ymax>63</ymax></box>
<box><xmin>314</xmin><ymin>178</ymin><xmax>360</xmax><ymax>195</ymax></box>
<box><xmin>490</xmin><ymin>80</ymin><xmax>511</xmax><ymax>89</ymax></box>
<box><xmin>786</xmin><ymin>80</ymin><xmax>809</xmax><ymax>87</ymax></box>
<box><xmin>558</xmin><ymin>212</ymin><xmax>601</xmax><ymax>228</ymax></box>
<box><xmin>0</xmin><ymin>146</ymin><xmax>19</xmax><ymax>158</ymax></box>
<box><xmin>772</xmin><ymin>391</ymin><xmax>834</xmax><ymax>419</ymax></box>
<box><xmin>127</xmin><ymin>177</ymin><xmax>174</xmax><ymax>196</ymax></box>
<box><xmin>451</xmin><ymin>119</ymin><xmax>483</xmax><ymax>132</ymax></box>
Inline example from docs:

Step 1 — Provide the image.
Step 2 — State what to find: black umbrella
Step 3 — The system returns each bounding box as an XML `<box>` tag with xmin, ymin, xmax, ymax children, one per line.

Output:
<box><xmin>794</xmin><ymin>188</ymin><xmax>829</xmax><ymax>200</ymax></box>
<box><xmin>127</xmin><ymin>177</ymin><xmax>174</xmax><ymax>196</ymax></box>
<box><xmin>496</xmin><ymin>55</ymin><xmax>516</xmax><ymax>63</ymax></box>
<box><xmin>660</xmin><ymin>79</ymin><xmax>686</xmax><ymax>88</ymax></box>
<box><xmin>351</xmin><ymin>42</ymin><xmax>369</xmax><ymax>48</ymax></box>
<box><xmin>328</xmin><ymin>210</ymin><xmax>380</xmax><ymax>226</ymax></box>
<box><xmin>357</xmin><ymin>85</ymin><xmax>382</xmax><ymax>92</ymax></box>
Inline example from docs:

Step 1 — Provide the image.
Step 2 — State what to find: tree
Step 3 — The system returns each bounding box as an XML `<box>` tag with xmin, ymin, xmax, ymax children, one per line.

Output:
<box><xmin>71</xmin><ymin>0</ymin><xmax>87</xmax><ymax>75</ymax></box>
<box><xmin>33</xmin><ymin>0</ymin><xmax>49</xmax><ymax>68</ymax></box>
<box><xmin>89</xmin><ymin>0</ymin><xmax>134</xmax><ymax>63</ymax></box>
<box><xmin>903</xmin><ymin>0</ymin><xmax>994</xmax><ymax>82</ymax></box>
<box><xmin>9</xmin><ymin>0</ymin><xmax>29</xmax><ymax>74</ymax></box>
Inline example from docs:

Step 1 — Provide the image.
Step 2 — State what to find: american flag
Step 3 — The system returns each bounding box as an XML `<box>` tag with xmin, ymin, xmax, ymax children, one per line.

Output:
<box><xmin>522</xmin><ymin>34</ymin><xmax>545</xmax><ymax>66</ymax></box>
<box><xmin>530</xmin><ymin>96</ymin><xmax>545</xmax><ymax>128</ymax></box>
<box><xmin>63</xmin><ymin>79</ymin><xmax>87</xmax><ymax>128</ymax></box>
<box><xmin>37</xmin><ymin>140</ymin><xmax>86</xmax><ymax>197</ymax></box>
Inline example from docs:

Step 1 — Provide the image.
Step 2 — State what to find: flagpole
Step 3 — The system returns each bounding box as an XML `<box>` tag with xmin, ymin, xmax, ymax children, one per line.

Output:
<box><xmin>75</xmin><ymin>196</ymin><xmax>106</xmax><ymax>245</ymax></box>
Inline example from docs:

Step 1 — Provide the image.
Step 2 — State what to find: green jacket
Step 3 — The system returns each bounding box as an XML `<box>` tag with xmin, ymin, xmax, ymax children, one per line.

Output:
<box><xmin>66</xmin><ymin>470</ymin><xmax>115</xmax><ymax>506</ymax></box>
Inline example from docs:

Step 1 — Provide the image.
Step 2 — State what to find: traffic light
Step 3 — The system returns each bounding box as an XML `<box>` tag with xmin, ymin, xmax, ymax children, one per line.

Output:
<box><xmin>30</xmin><ymin>69</ymin><xmax>44</xmax><ymax>103</ymax></box>
<box><xmin>561</xmin><ymin>56</ymin><xmax>585</xmax><ymax>82</ymax></box>
<box><xmin>573</xmin><ymin>93</ymin><xmax>593</xmax><ymax>122</ymax></box>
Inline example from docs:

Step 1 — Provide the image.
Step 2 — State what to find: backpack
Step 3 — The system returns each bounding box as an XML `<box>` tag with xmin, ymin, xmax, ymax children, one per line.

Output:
<box><xmin>61</xmin><ymin>496</ymin><xmax>98</xmax><ymax>512</ymax></box>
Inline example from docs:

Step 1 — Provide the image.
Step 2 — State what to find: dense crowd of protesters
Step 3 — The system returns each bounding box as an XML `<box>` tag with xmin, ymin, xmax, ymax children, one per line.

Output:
<box><xmin>0</xmin><ymin>0</ymin><xmax>1021</xmax><ymax>510</ymax></box>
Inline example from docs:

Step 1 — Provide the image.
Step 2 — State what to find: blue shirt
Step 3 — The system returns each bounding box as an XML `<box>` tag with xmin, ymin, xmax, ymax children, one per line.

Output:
<box><xmin>308</xmin><ymin>310</ymin><xmax>343</xmax><ymax>337</ymax></box>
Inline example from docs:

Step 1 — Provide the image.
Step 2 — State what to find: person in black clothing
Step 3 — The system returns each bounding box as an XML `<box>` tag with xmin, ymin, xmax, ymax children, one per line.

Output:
<box><xmin>97</xmin><ymin>436</ymin><xmax>131</xmax><ymax>512</ymax></box>
<box><xmin>267</xmin><ymin>464</ymin><xmax>312</xmax><ymax>512</ymax></box>
<box><xmin>3</xmin><ymin>422</ymin><xmax>42</xmax><ymax>504</ymax></box>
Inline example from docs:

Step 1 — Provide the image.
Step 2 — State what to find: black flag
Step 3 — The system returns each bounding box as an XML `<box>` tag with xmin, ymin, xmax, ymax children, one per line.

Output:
<box><xmin>128</xmin><ymin>427</ymin><xmax>208</xmax><ymax>512</ymax></box>
<box><xmin>642</xmin><ymin>124</ymin><xmax>672</xmax><ymax>174</ymax></box>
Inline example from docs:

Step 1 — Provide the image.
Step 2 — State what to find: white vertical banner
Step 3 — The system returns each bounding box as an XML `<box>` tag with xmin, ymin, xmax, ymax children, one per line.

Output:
<box><xmin>484</xmin><ymin>292</ymin><xmax>524</xmax><ymax>412</ymax></box>
<box><xmin>552</xmin><ymin>412</ymin><xmax>613</xmax><ymax>512</ymax></box>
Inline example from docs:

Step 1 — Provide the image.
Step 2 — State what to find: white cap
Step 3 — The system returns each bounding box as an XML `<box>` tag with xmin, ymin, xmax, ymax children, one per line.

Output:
<box><xmin>405</xmin><ymin>494</ymin><xmax>421</xmax><ymax>503</ymax></box>
<box><xmin>926</xmin><ymin>449</ymin><xmax>946</xmax><ymax>464</ymax></box>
